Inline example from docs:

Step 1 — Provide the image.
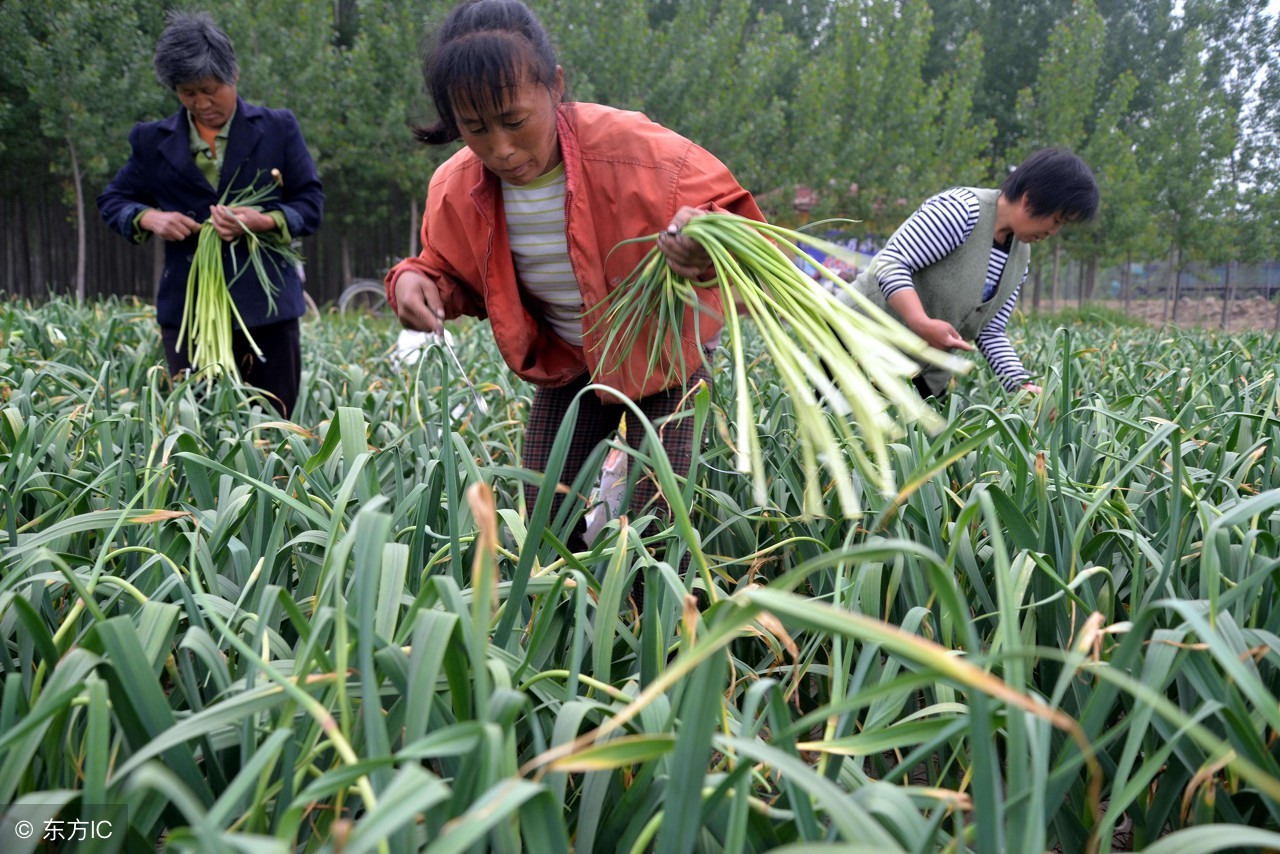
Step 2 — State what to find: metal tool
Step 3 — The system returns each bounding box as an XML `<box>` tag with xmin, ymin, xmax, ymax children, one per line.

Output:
<box><xmin>427</xmin><ymin>329</ymin><xmax>490</xmax><ymax>416</ymax></box>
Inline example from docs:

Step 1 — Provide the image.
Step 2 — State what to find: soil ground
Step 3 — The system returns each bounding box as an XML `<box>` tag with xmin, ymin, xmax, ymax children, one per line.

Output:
<box><xmin>1032</xmin><ymin>296</ymin><xmax>1280</xmax><ymax>334</ymax></box>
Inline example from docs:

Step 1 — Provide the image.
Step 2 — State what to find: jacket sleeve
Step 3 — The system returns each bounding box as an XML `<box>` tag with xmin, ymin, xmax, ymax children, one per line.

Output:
<box><xmin>96</xmin><ymin>124</ymin><xmax>157</xmax><ymax>242</ymax></box>
<box><xmin>265</xmin><ymin>110</ymin><xmax>323</xmax><ymax>238</ymax></box>
<box><xmin>383</xmin><ymin>187</ymin><xmax>484</xmax><ymax>319</ymax></box>
<box><xmin>675</xmin><ymin>142</ymin><xmax>763</xmax><ymax>223</ymax></box>
<box><xmin>384</xmin><ymin>250</ymin><xmax>485</xmax><ymax>319</ymax></box>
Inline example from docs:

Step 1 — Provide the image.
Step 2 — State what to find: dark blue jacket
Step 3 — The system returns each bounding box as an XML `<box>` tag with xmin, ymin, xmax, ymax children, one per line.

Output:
<box><xmin>97</xmin><ymin>97</ymin><xmax>324</xmax><ymax>328</ymax></box>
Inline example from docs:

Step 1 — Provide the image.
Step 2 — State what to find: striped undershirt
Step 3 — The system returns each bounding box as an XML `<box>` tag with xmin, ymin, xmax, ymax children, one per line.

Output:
<box><xmin>502</xmin><ymin>164</ymin><xmax>583</xmax><ymax>346</ymax></box>
<box><xmin>873</xmin><ymin>187</ymin><xmax>1030</xmax><ymax>390</ymax></box>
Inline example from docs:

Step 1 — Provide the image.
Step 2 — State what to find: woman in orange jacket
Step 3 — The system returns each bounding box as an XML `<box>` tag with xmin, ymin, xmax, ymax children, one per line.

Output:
<box><xmin>385</xmin><ymin>0</ymin><xmax>763</xmax><ymax>544</ymax></box>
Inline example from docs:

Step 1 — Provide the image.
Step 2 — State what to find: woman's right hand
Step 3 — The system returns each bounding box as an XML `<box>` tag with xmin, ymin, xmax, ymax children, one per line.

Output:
<box><xmin>886</xmin><ymin>288</ymin><xmax>972</xmax><ymax>352</ymax></box>
<box><xmin>393</xmin><ymin>271</ymin><xmax>446</xmax><ymax>334</ymax></box>
<box><xmin>140</xmin><ymin>209</ymin><xmax>202</xmax><ymax>242</ymax></box>
<box><xmin>658</xmin><ymin>207</ymin><xmax>713</xmax><ymax>279</ymax></box>
<box><xmin>910</xmin><ymin>317</ymin><xmax>973</xmax><ymax>352</ymax></box>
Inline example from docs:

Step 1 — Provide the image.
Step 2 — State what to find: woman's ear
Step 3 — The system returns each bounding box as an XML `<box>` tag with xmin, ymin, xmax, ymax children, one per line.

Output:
<box><xmin>553</xmin><ymin>65</ymin><xmax>566</xmax><ymax>102</ymax></box>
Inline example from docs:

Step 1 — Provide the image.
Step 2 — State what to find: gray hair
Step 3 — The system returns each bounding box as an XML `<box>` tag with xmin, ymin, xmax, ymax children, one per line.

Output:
<box><xmin>152</xmin><ymin>11</ymin><xmax>239</xmax><ymax>90</ymax></box>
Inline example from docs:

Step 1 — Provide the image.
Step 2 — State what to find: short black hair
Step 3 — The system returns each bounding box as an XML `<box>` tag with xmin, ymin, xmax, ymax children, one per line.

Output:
<box><xmin>414</xmin><ymin>0</ymin><xmax>561</xmax><ymax>145</ymax></box>
<box><xmin>152</xmin><ymin>11</ymin><xmax>238</xmax><ymax>90</ymax></box>
<box><xmin>1000</xmin><ymin>148</ymin><xmax>1099</xmax><ymax>223</ymax></box>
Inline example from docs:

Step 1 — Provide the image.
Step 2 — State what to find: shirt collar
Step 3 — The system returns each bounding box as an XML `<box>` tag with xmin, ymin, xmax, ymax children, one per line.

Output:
<box><xmin>186</xmin><ymin>107</ymin><xmax>235</xmax><ymax>158</ymax></box>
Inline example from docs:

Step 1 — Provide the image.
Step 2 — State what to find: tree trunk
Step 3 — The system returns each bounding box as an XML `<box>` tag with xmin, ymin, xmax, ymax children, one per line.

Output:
<box><xmin>341</xmin><ymin>234</ymin><xmax>352</xmax><ymax>286</ymax></box>
<box><xmin>67</xmin><ymin>136</ymin><xmax>87</xmax><ymax>301</ymax></box>
<box><xmin>4</xmin><ymin>194</ymin><xmax>14</xmax><ymax>294</ymax></box>
<box><xmin>1219</xmin><ymin>260</ymin><xmax>1233</xmax><ymax>330</ymax></box>
<box><xmin>1123</xmin><ymin>250</ymin><xmax>1133</xmax><ymax>318</ymax></box>
<box><xmin>1032</xmin><ymin>264</ymin><xmax>1043</xmax><ymax>313</ymax></box>
<box><xmin>1170</xmin><ymin>248</ymin><xmax>1184</xmax><ymax>323</ymax></box>
<box><xmin>1084</xmin><ymin>257</ymin><xmax>1098</xmax><ymax>302</ymax></box>
<box><xmin>1051</xmin><ymin>242</ymin><xmax>1061</xmax><ymax>311</ymax></box>
<box><xmin>29</xmin><ymin>206</ymin><xmax>46</xmax><ymax>299</ymax></box>
<box><xmin>1076</xmin><ymin>260</ymin><xmax>1086</xmax><ymax>308</ymax></box>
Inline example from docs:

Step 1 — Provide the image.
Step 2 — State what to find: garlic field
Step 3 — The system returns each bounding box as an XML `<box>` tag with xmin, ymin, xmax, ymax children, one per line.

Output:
<box><xmin>3</xmin><ymin>297</ymin><xmax>1280</xmax><ymax>853</ymax></box>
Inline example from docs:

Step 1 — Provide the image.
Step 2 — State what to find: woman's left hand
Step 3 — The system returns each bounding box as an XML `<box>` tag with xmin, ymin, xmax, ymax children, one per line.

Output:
<box><xmin>658</xmin><ymin>206</ymin><xmax>713</xmax><ymax>279</ymax></box>
<box><xmin>209</xmin><ymin>205</ymin><xmax>276</xmax><ymax>241</ymax></box>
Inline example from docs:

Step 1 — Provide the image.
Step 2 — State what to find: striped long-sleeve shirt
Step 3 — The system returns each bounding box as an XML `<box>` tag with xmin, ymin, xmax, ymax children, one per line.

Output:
<box><xmin>873</xmin><ymin>188</ymin><xmax>1031</xmax><ymax>390</ymax></box>
<box><xmin>502</xmin><ymin>164</ymin><xmax>583</xmax><ymax>346</ymax></box>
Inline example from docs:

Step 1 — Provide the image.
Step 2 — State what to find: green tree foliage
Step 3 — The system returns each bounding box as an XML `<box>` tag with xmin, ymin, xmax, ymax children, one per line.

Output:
<box><xmin>746</xmin><ymin>0</ymin><xmax>840</xmax><ymax>46</ymax></box>
<box><xmin>1184</xmin><ymin>0</ymin><xmax>1273</xmax><ymax>99</ymax></box>
<box><xmin>1013</xmin><ymin>0</ymin><xmax>1107</xmax><ymax>301</ymax></box>
<box><xmin>0</xmin><ymin>0</ymin><xmax>1277</xmax><ymax>298</ymax></box>
<box><xmin>924</xmin><ymin>30</ymin><xmax>995</xmax><ymax>190</ymax></box>
<box><xmin>926</xmin><ymin>0</ymin><xmax>1201</xmax><ymax>167</ymax></box>
<box><xmin>790</xmin><ymin>0</ymin><xmax>990</xmax><ymax>230</ymax></box>
<box><xmin>544</xmin><ymin>0</ymin><xmax>655</xmax><ymax>108</ymax></box>
<box><xmin>303</xmin><ymin>0</ymin><xmax>447</xmax><ymax>259</ymax></box>
<box><xmin>1239</xmin><ymin>15</ymin><xmax>1280</xmax><ymax>271</ymax></box>
<box><xmin>1140</xmin><ymin>30</ymin><xmax>1237</xmax><ymax>317</ymax></box>
<box><xmin>221</xmin><ymin>0</ymin><xmax>332</xmax><ymax>112</ymax></box>
<box><xmin>1</xmin><ymin>0</ymin><xmax>162</xmax><ymax>299</ymax></box>
<box><xmin>1014</xmin><ymin>0</ymin><xmax>1105</xmax><ymax>156</ymax></box>
<box><xmin>1079</xmin><ymin>72</ymin><xmax>1158</xmax><ymax>272</ymax></box>
<box><xmin>0</xmin><ymin>9</ymin><xmax>46</xmax><ymax>200</ymax></box>
<box><xmin>638</xmin><ymin>0</ymin><xmax>799</xmax><ymax>192</ymax></box>
<box><xmin>968</xmin><ymin>0</ymin><xmax>1074</xmax><ymax>160</ymax></box>
<box><xmin>1092</xmin><ymin>0</ymin><xmax>1184</xmax><ymax>125</ymax></box>
<box><xmin>552</xmin><ymin>0</ymin><xmax>800</xmax><ymax>194</ymax></box>
<box><xmin>922</xmin><ymin>0</ymin><xmax>981</xmax><ymax>81</ymax></box>
<box><xmin>1187</xmin><ymin>0</ymin><xmax>1280</xmax><ymax>286</ymax></box>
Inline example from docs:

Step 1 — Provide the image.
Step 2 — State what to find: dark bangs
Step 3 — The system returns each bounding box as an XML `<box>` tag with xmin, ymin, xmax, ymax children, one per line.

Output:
<box><xmin>416</xmin><ymin>31</ymin><xmax>558</xmax><ymax>145</ymax></box>
<box><xmin>440</xmin><ymin>33</ymin><xmax>533</xmax><ymax>123</ymax></box>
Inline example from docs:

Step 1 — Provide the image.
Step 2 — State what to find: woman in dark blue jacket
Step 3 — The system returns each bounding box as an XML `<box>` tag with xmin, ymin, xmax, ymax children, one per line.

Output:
<box><xmin>97</xmin><ymin>10</ymin><xmax>323</xmax><ymax>418</ymax></box>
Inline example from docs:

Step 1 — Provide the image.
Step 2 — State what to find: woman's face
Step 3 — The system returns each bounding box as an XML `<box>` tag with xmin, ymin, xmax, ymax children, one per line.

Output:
<box><xmin>453</xmin><ymin>67</ymin><xmax>564</xmax><ymax>186</ymax></box>
<box><xmin>176</xmin><ymin>77</ymin><xmax>238</xmax><ymax>130</ymax></box>
<box><xmin>1010</xmin><ymin>195</ymin><xmax>1067</xmax><ymax>244</ymax></box>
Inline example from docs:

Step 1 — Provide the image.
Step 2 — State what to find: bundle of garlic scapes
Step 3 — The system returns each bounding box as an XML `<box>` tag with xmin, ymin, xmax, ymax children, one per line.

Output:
<box><xmin>592</xmin><ymin>212</ymin><xmax>969</xmax><ymax>518</ymax></box>
<box><xmin>177</xmin><ymin>170</ymin><xmax>301</xmax><ymax>379</ymax></box>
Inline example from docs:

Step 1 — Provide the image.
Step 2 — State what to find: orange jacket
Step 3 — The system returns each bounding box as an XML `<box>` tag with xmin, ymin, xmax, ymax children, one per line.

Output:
<box><xmin>385</xmin><ymin>102</ymin><xmax>763</xmax><ymax>401</ymax></box>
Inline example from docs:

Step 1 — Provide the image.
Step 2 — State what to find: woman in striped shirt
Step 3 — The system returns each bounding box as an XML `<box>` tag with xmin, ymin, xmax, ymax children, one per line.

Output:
<box><xmin>848</xmin><ymin>148</ymin><xmax>1098</xmax><ymax>399</ymax></box>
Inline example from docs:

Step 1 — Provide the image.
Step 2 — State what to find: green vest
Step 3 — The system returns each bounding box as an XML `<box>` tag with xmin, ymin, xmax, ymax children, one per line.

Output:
<box><xmin>847</xmin><ymin>187</ymin><xmax>1029</xmax><ymax>396</ymax></box>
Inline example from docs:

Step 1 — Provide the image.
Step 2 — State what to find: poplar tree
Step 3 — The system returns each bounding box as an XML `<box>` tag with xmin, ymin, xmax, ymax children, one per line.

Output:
<box><xmin>2</xmin><ymin>0</ymin><xmax>160</xmax><ymax>299</ymax></box>
<box><xmin>1013</xmin><ymin>0</ymin><xmax>1106</xmax><ymax>306</ymax></box>
<box><xmin>1079</xmin><ymin>72</ymin><xmax>1159</xmax><ymax>308</ymax></box>
<box><xmin>1139</xmin><ymin>31</ymin><xmax>1236</xmax><ymax>323</ymax></box>
<box><xmin>641</xmin><ymin>0</ymin><xmax>797</xmax><ymax>193</ymax></box>
<box><xmin>791</xmin><ymin>0</ymin><xmax>990</xmax><ymax>231</ymax></box>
